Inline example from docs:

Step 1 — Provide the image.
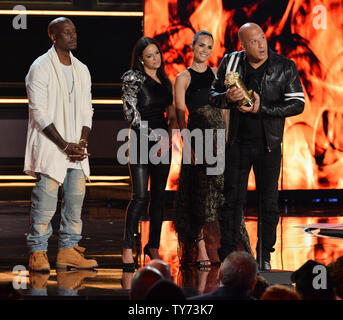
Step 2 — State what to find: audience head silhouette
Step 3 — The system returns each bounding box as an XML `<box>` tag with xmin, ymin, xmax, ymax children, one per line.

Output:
<box><xmin>146</xmin><ymin>259</ymin><xmax>172</xmax><ymax>280</ymax></box>
<box><xmin>251</xmin><ymin>274</ymin><xmax>270</xmax><ymax>299</ymax></box>
<box><xmin>190</xmin><ymin>251</ymin><xmax>257</xmax><ymax>300</ymax></box>
<box><xmin>129</xmin><ymin>266</ymin><xmax>163</xmax><ymax>300</ymax></box>
<box><xmin>260</xmin><ymin>284</ymin><xmax>301</xmax><ymax>300</ymax></box>
<box><xmin>220</xmin><ymin>251</ymin><xmax>257</xmax><ymax>293</ymax></box>
<box><xmin>327</xmin><ymin>255</ymin><xmax>343</xmax><ymax>299</ymax></box>
<box><xmin>291</xmin><ymin>260</ymin><xmax>335</xmax><ymax>300</ymax></box>
<box><xmin>145</xmin><ymin>279</ymin><xmax>186</xmax><ymax>300</ymax></box>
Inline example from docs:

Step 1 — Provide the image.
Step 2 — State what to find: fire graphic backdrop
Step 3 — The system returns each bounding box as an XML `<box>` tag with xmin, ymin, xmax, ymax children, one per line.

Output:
<box><xmin>144</xmin><ymin>0</ymin><xmax>343</xmax><ymax>191</ymax></box>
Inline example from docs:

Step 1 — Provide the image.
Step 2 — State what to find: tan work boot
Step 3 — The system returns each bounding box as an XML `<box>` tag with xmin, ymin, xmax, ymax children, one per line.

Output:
<box><xmin>56</xmin><ymin>246</ymin><xmax>98</xmax><ymax>270</ymax></box>
<box><xmin>29</xmin><ymin>273</ymin><xmax>50</xmax><ymax>290</ymax></box>
<box><xmin>57</xmin><ymin>270</ymin><xmax>97</xmax><ymax>290</ymax></box>
<box><xmin>29</xmin><ymin>251</ymin><xmax>50</xmax><ymax>273</ymax></box>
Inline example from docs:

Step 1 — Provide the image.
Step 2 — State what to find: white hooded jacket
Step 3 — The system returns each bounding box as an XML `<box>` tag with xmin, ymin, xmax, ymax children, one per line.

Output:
<box><xmin>24</xmin><ymin>46</ymin><xmax>93</xmax><ymax>183</ymax></box>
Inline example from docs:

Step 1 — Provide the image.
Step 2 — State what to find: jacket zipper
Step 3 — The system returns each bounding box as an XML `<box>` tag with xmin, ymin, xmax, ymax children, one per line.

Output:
<box><xmin>259</xmin><ymin>72</ymin><xmax>271</xmax><ymax>152</ymax></box>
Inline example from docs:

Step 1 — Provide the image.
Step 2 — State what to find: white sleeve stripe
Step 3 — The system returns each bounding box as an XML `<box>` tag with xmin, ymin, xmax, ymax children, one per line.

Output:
<box><xmin>232</xmin><ymin>55</ymin><xmax>240</xmax><ymax>72</ymax></box>
<box><xmin>284</xmin><ymin>97</ymin><xmax>305</xmax><ymax>103</ymax></box>
<box><xmin>226</xmin><ymin>54</ymin><xmax>241</xmax><ymax>74</ymax></box>
<box><xmin>226</xmin><ymin>55</ymin><xmax>235</xmax><ymax>74</ymax></box>
<box><xmin>284</xmin><ymin>92</ymin><xmax>304</xmax><ymax>97</ymax></box>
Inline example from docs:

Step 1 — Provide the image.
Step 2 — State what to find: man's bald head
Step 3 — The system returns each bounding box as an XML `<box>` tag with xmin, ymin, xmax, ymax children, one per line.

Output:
<box><xmin>48</xmin><ymin>17</ymin><xmax>73</xmax><ymax>37</ymax></box>
<box><xmin>129</xmin><ymin>266</ymin><xmax>163</xmax><ymax>300</ymax></box>
<box><xmin>238</xmin><ymin>23</ymin><xmax>263</xmax><ymax>43</ymax></box>
<box><xmin>220</xmin><ymin>251</ymin><xmax>257</xmax><ymax>292</ymax></box>
<box><xmin>47</xmin><ymin>17</ymin><xmax>77</xmax><ymax>52</ymax></box>
<box><xmin>237</xmin><ymin>22</ymin><xmax>268</xmax><ymax>64</ymax></box>
<box><xmin>146</xmin><ymin>259</ymin><xmax>172</xmax><ymax>280</ymax></box>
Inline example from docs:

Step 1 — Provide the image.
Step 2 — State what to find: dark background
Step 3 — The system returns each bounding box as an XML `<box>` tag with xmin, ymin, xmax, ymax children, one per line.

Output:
<box><xmin>0</xmin><ymin>0</ymin><xmax>143</xmax><ymax>169</ymax></box>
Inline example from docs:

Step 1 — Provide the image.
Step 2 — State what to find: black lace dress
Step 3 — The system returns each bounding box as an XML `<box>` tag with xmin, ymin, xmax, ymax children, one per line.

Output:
<box><xmin>173</xmin><ymin>67</ymin><xmax>252</xmax><ymax>264</ymax></box>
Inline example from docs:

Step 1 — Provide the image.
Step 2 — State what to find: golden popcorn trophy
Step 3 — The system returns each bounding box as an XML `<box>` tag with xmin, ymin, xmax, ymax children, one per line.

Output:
<box><xmin>224</xmin><ymin>71</ymin><xmax>255</xmax><ymax>107</ymax></box>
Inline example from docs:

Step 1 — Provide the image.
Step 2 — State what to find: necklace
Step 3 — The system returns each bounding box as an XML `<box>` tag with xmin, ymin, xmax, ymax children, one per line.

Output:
<box><xmin>61</xmin><ymin>62</ymin><xmax>74</xmax><ymax>103</ymax></box>
<box><xmin>68</xmin><ymin>69</ymin><xmax>74</xmax><ymax>103</ymax></box>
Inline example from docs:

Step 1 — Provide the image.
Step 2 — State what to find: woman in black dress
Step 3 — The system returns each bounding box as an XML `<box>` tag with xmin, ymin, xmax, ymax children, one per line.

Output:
<box><xmin>174</xmin><ymin>31</ymin><xmax>251</xmax><ymax>269</ymax></box>
<box><xmin>121</xmin><ymin>37</ymin><xmax>177</xmax><ymax>271</ymax></box>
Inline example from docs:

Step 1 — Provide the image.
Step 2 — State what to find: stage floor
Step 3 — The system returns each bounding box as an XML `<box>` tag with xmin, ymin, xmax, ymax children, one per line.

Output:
<box><xmin>1</xmin><ymin>202</ymin><xmax>343</xmax><ymax>299</ymax></box>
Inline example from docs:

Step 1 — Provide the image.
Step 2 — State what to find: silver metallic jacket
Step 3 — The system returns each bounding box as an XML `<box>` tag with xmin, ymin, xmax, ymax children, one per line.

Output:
<box><xmin>121</xmin><ymin>69</ymin><xmax>146</xmax><ymax>129</ymax></box>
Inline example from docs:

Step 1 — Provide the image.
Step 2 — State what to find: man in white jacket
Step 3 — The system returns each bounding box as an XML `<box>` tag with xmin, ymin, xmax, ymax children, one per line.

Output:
<box><xmin>24</xmin><ymin>17</ymin><xmax>97</xmax><ymax>272</ymax></box>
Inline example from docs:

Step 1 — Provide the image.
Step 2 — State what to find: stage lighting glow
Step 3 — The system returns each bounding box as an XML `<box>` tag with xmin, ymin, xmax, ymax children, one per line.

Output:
<box><xmin>144</xmin><ymin>0</ymin><xmax>343</xmax><ymax>191</ymax></box>
<box><xmin>0</xmin><ymin>175</ymin><xmax>129</xmax><ymax>181</ymax></box>
<box><xmin>0</xmin><ymin>182</ymin><xmax>129</xmax><ymax>187</ymax></box>
<box><xmin>0</xmin><ymin>99</ymin><xmax>122</xmax><ymax>104</ymax></box>
<box><xmin>0</xmin><ymin>10</ymin><xmax>143</xmax><ymax>17</ymax></box>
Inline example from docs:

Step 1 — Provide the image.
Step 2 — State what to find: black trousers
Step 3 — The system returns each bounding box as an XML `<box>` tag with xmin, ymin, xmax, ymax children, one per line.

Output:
<box><xmin>123</xmin><ymin>137</ymin><xmax>171</xmax><ymax>249</ymax></box>
<box><xmin>218</xmin><ymin>141</ymin><xmax>281</xmax><ymax>262</ymax></box>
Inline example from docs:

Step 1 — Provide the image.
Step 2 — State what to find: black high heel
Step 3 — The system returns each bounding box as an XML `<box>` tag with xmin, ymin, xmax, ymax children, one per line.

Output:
<box><xmin>196</xmin><ymin>260</ymin><xmax>211</xmax><ymax>271</ymax></box>
<box><xmin>122</xmin><ymin>247</ymin><xmax>138</xmax><ymax>272</ymax></box>
<box><xmin>195</xmin><ymin>237</ymin><xmax>211</xmax><ymax>271</ymax></box>
<box><xmin>121</xmin><ymin>264</ymin><xmax>135</xmax><ymax>289</ymax></box>
<box><xmin>143</xmin><ymin>244</ymin><xmax>153</xmax><ymax>265</ymax></box>
<box><xmin>134</xmin><ymin>233</ymin><xmax>141</xmax><ymax>266</ymax></box>
<box><xmin>122</xmin><ymin>262</ymin><xmax>135</xmax><ymax>273</ymax></box>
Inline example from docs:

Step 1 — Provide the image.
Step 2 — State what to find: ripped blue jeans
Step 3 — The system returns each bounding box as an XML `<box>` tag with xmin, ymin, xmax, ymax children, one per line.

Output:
<box><xmin>27</xmin><ymin>169</ymin><xmax>86</xmax><ymax>253</ymax></box>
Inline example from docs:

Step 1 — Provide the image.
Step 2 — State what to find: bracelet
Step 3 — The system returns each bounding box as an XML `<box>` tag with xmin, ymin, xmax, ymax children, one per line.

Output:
<box><xmin>79</xmin><ymin>138</ymin><xmax>88</xmax><ymax>147</ymax></box>
<box><xmin>61</xmin><ymin>143</ymin><xmax>69</xmax><ymax>152</ymax></box>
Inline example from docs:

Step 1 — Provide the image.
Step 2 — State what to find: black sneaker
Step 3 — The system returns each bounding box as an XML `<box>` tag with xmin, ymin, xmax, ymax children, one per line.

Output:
<box><xmin>258</xmin><ymin>260</ymin><xmax>271</xmax><ymax>272</ymax></box>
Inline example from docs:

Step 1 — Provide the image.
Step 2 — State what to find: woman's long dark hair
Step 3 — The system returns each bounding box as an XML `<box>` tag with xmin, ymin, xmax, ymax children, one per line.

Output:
<box><xmin>131</xmin><ymin>36</ymin><xmax>172</xmax><ymax>93</ymax></box>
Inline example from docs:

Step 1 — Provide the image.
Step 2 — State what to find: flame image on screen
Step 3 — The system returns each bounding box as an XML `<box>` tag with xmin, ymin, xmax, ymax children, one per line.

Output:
<box><xmin>144</xmin><ymin>0</ymin><xmax>343</xmax><ymax>191</ymax></box>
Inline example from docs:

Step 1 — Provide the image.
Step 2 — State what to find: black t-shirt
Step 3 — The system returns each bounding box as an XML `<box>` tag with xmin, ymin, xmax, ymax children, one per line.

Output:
<box><xmin>237</xmin><ymin>58</ymin><xmax>268</xmax><ymax>144</ymax></box>
<box><xmin>138</xmin><ymin>76</ymin><xmax>173</xmax><ymax>130</ymax></box>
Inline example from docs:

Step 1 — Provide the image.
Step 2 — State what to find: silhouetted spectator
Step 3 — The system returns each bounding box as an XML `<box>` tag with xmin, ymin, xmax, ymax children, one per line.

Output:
<box><xmin>291</xmin><ymin>260</ymin><xmax>335</xmax><ymax>300</ymax></box>
<box><xmin>251</xmin><ymin>274</ymin><xmax>270</xmax><ymax>299</ymax></box>
<box><xmin>129</xmin><ymin>266</ymin><xmax>163</xmax><ymax>300</ymax></box>
<box><xmin>177</xmin><ymin>267</ymin><xmax>199</xmax><ymax>298</ymax></box>
<box><xmin>189</xmin><ymin>251</ymin><xmax>257</xmax><ymax>300</ymax></box>
<box><xmin>327</xmin><ymin>255</ymin><xmax>343</xmax><ymax>299</ymax></box>
<box><xmin>260</xmin><ymin>284</ymin><xmax>301</xmax><ymax>300</ymax></box>
<box><xmin>0</xmin><ymin>283</ymin><xmax>22</xmax><ymax>300</ymax></box>
<box><xmin>145</xmin><ymin>279</ymin><xmax>186</xmax><ymax>300</ymax></box>
<box><xmin>146</xmin><ymin>259</ymin><xmax>172</xmax><ymax>280</ymax></box>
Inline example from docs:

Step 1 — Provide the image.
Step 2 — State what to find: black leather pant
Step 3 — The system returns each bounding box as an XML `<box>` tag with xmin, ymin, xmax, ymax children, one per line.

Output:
<box><xmin>218</xmin><ymin>141</ymin><xmax>281</xmax><ymax>262</ymax></box>
<box><xmin>123</xmin><ymin>141</ymin><xmax>171</xmax><ymax>249</ymax></box>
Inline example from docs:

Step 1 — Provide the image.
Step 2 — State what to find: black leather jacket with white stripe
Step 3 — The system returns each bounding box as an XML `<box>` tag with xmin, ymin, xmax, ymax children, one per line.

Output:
<box><xmin>209</xmin><ymin>48</ymin><xmax>305</xmax><ymax>150</ymax></box>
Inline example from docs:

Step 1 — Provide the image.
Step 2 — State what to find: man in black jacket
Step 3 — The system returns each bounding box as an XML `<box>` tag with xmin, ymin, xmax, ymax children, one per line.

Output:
<box><xmin>209</xmin><ymin>23</ymin><xmax>304</xmax><ymax>270</ymax></box>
